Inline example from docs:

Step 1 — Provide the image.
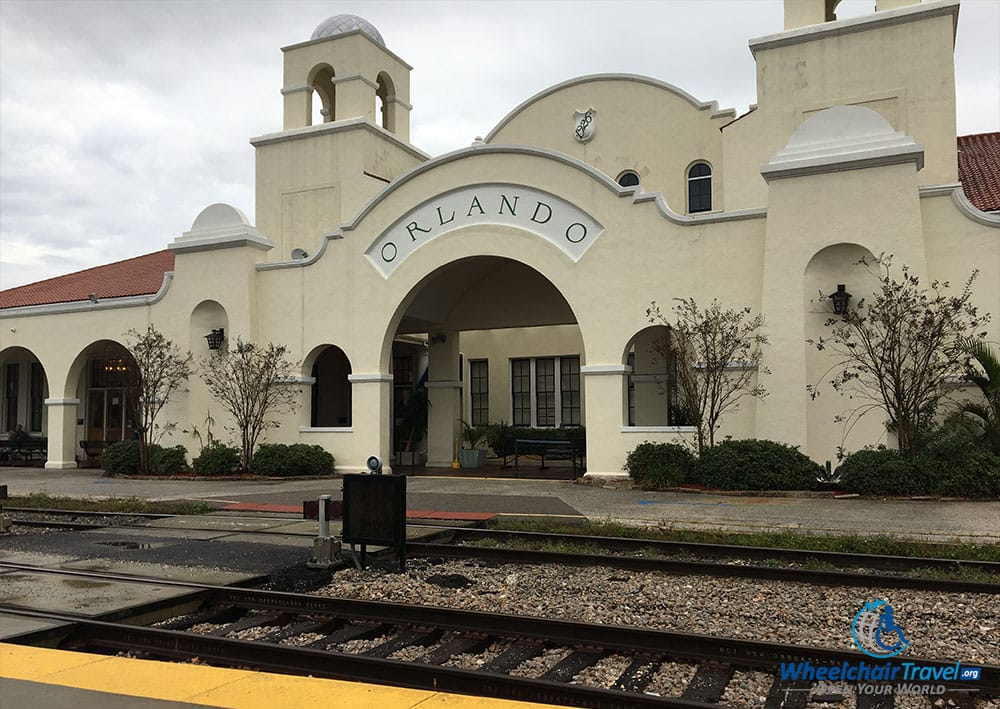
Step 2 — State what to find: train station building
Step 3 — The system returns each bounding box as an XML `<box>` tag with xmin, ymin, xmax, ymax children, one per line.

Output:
<box><xmin>1</xmin><ymin>0</ymin><xmax>997</xmax><ymax>478</ymax></box>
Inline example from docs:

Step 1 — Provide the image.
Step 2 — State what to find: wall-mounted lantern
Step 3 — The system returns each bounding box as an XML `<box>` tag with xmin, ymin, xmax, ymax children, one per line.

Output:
<box><xmin>205</xmin><ymin>328</ymin><xmax>226</xmax><ymax>350</ymax></box>
<box><xmin>828</xmin><ymin>284</ymin><xmax>852</xmax><ymax>315</ymax></box>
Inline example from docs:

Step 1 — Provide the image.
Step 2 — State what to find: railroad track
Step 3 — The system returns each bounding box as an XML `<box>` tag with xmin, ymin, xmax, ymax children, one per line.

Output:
<box><xmin>406</xmin><ymin>528</ymin><xmax>1000</xmax><ymax>594</ymax></box>
<box><xmin>2</xmin><ymin>565</ymin><xmax>996</xmax><ymax>708</ymax></box>
<box><xmin>4</xmin><ymin>509</ymin><xmax>997</xmax><ymax>591</ymax></box>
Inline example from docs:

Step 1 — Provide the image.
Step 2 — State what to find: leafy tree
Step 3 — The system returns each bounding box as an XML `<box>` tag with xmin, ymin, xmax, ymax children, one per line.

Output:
<box><xmin>807</xmin><ymin>255</ymin><xmax>989</xmax><ymax>455</ymax></box>
<box><xmin>950</xmin><ymin>337</ymin><xmax>1000</xmax><ymax>454</ymax></box>
<box><xmin>200</xmin><ymin>338</ymin><xmax>299</xmax><ymax>471</ymax></box>
<box><xmin>124</xmin><ymin>324</ymin><xmax>192</xmax><ymax>474</ymax></box>
<box><xmin>647</xmin><ymin>298</ymin><xmax>769</xmax><ymax>453</ymax></box>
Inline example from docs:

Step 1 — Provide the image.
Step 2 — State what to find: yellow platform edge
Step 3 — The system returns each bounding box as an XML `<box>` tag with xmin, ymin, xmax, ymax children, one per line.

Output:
<box><xmin>1</xmin><ymin>642</ymin><xmax>568</xmax><ymax>708</ymax></box>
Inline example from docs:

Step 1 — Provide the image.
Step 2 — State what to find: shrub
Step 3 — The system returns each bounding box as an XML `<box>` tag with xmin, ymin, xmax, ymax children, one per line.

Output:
<box><xmin>697</xmin><ymin>439</ymin><xmax>822</xmax><ymax>491</ymax></box>
<box><xmin>837</xmin><ymin>439</ymin><xmax>1000</xmax><ymax>497</ymax></box>
<box><xmin>624</xmin><ymin>441</ymin><xmax>695</xmax><ymax>489</ymax></box>
<box><xmin>150</xmin><ymin>445</ymin><xmax>190</xmax><ymax>475</ymax></box>
<box><xmin>101</xmin><ymin>439</ymin><xmax>139</xmax><ymax>475</ymax></box>
<box><xmin>252</xmin><ymin>443</ymin><xmax>335</xmax><ymax>476</ymax></box>
<box><xmin>836</xmin><ymin>449</ymin><xmax>923</xmax><ymax>496</ymax></box>
<box><xmin>193</xmin><ymin>442</ymin><xmax>241</xmax><ymax>476</ymax></box>
<box><xmin>917</xmin><ymin>436</ymin><xmax>1000</xmax><ymax>497</ymax></box>
<box><xmin>484</xmin><ymin>424</ymin><xmax>585</xmax><ymax>458</ymax></box>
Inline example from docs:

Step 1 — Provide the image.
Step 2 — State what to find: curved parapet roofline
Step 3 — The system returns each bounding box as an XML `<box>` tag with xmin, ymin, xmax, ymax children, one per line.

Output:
<box><xmin>256</xmin><ymin>144</ymin><xmax>766</xmax><ymax>273</ymax></box>
<box><xmin>919</xmin><ymin>183</ymin><xmax>1000</xmax><ymax>228</ymax></box>
<box><xmin>0</xmin><ymin>272</ymin><xmax>175</xmax><ymax>319</ymax></box>
<box><xmin>483</xmin><ymin>73</ymin><xmax>736</xmax><ymax>143</ymax></box>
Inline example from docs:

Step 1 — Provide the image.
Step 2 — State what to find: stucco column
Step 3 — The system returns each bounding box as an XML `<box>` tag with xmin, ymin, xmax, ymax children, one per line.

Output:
<box><xmin>346</xmin><ymin>374</ymin><xmax>392</xmax><ymax>470</ymax></box>
<box><xmin>282</xmin><ymin>86</ymin><xmax>311</xmax><ymax>130</ymax></box>
<box><xmin>44</xmin><ymin>398</ymin><xmax>80</xmax><ymax>469</ymax></box>
<box><xmin>426</xmin><ymin>331</ymin><xmax>460</xmax><ymax>467</ymax></box>
<box><xmin>581</xmin><ymin>365</ymin><xmax>630</xmax><ymax>480</ymax></box>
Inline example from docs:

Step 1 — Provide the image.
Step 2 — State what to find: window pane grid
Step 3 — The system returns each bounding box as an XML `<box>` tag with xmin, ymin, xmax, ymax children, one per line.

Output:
<box><xmin>511</xmin><ymin>359</ymin><xmax>531</xmax><ymax>426</ymax></box>
<box><xmin>560</xmin><ymin>356</ymin><xmax>581</xmax><ymax>426</ymax></box>
<box><xmin>470</xmin><ymin>360</ymin><xmax>489</xmax><ymax>426</ymax></box>
<box><xmin>535</xmin><ymin>358</ymin><xmax>555</xmax><ymax>427</ymax></box>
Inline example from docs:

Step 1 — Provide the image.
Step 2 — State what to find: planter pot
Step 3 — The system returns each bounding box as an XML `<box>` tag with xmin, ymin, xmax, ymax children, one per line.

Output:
<box><xmin>459</xmin><ymin>448</ymin><xmax>484</xmax><ymax>468</ymax></box>
<box><xmin>398</xmin><ymin>451</ymin><xmax>427</xmax><ymax>467</ymax></box>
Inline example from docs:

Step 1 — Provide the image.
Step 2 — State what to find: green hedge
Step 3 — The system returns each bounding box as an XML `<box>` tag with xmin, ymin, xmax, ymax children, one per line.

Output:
<box><xmin>101</xmin><ymin>440</ymin><xmax>189</xmax><ymax>475</ymax></box>
<box><xmin>485</xmin><ymin>423</ymin><xmax>585</xmax><ymax>457</ymax></box>
<box><xmin>623</xmin><ymin>441</ymin><xmax>695</xmax><ymax>489</ymax></box>
<box><xmin>101</xmin><ymin>440</ymin><xmax>139</xmax><ymax>474</ymax></box>
<box><xmin>192</xmin><ymin>443</ymin><xmax>241</xmax><ymax>476</ymax></box>
<box><xmin>251</xmin><ymin>443</ymin><xmax>335</xmax><ymax>476</ymax></box>
<box><xmin>838</xmin><ymin>439</ymin><xmax>1000</xmax><ymax>497</ymax></box>
<box><xmin>696</xmin><ymin>439</ymin><xmax>822</xmax><ymax>491</ymax></box>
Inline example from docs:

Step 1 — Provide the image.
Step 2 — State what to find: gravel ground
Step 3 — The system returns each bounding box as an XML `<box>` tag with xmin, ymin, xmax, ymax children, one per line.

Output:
<box><xmin>314</xmin><ymin>558</ymin><xmax>1000</xmax><ymax>664</ymax></box>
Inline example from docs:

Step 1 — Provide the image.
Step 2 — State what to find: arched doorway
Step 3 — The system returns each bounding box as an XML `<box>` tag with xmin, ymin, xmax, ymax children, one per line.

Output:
<box><xmin>69</xmin><ymin>340</ymin><xmax>140</xmax><ymax>445</ymax></box>
<box><xmin>383</xmin><ymin>256</ymin><xmax>583</xmax><ymax>469</ymax></box>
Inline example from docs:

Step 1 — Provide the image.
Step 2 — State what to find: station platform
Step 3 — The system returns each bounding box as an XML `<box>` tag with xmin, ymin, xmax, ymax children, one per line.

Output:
<box><xmin>0</xmin><ymin>643</ymin><xmax>565</xmax><ymax>708</ymax></box>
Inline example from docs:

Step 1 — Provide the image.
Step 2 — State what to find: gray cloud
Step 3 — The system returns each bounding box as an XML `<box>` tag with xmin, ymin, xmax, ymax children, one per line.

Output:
<box><xmin>1</xmin><ymin>0</ymin><xmax>997</xmax><ymax>290</ymax></box>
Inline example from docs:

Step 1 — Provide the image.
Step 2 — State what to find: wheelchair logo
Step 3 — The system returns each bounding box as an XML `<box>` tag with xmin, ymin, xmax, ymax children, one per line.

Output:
<box><xmin>852</xmin><ymin>599</ymin><xmax>910</xmax><ymax>658</ymax></box>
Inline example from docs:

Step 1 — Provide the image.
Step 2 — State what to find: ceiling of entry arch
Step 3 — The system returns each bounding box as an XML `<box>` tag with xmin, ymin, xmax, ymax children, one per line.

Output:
<box><xmin>395</xmin><ymin>257</ymin><xmax>577</xmax><ymax>335</ymax></box>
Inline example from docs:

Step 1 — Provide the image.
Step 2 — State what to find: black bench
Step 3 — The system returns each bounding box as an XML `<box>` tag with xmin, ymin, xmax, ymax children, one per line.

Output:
<box><xmin>0</xmin><ymin>437</ymin><xmax>48</xmax><ymax>465</ymax></box>
<box><xmin>80</xmin><ymin>440</ymin><xmax>111</xmax><ymax>467</ymax></box>
<box><xmin>513</xmin><ymin>438</ymin><xmax>586</xmax><ymax>477</ymax></box>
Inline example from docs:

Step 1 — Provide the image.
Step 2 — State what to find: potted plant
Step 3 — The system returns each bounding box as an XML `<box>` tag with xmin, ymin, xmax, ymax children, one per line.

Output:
<box><xmin>458</xmin><ymin>420</ymin><xmax>487</xmax><ymax>468</ymax></box>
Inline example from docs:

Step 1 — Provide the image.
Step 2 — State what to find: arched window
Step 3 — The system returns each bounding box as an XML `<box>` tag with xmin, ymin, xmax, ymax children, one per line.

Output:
<box><xmin>687</xmin><ymin>162</ymin><xmax>712</xmax><ymax>213</ymax></box>
<box><xmin>310</xmin><ymin>346</ymin><xmax>352</xmax><ymax>427</ymax></box>
<box><xmin>376</xmin><ymin>72</ymin><xmax>395</xmax><ymax>132</ymax></box>
<box><xmin>308</xmin><ymin>64</ymin><xmax>336</xmax><ymax>126</ymax></box>
<box><xmin>617</xmin><ymin>170</ymin><xmax>640</xmax><ymax>188</ymax></box>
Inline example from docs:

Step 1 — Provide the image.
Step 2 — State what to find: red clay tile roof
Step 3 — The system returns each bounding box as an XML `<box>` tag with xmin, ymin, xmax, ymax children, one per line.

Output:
<box><xmin>0</xmin><ymin>250</ymin><xmax>175</xmax><ymax>310</ymax></box>
<box><xmin>958</xmin><ymin>132</ymin><xmax>1000</xmax><ymax>212</ymax></box>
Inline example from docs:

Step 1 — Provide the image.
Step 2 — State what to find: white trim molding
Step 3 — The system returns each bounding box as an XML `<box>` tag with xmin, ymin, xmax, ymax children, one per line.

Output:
<box><xmin>44</xmin><ymin>398</ymin><xmax>81</xmax><ymax>406</ymax></box>
<box><xmin>347</xmin><ymin>373</ymin><xmax>394</xmax><ymax>383</ymax></box>
<box><xmin>425</xmin><ymin>380</ymin><xmax>462</xmax><ymax>389</ymax></box>
<box><xmin>299</xmin><ymin>426</ymin><xmax>354</xmax><ymax>433</ymax></box>
<box><xmin>581</xmin><ymin>364</ymin><xmax>629</xmax><ymax>376</ymax></box>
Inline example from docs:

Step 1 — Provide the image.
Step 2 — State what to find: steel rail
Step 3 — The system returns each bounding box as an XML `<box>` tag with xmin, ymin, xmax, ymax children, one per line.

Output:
<box><xmin>424</xmin><ymin>526</ymin><xmax>1000</xmax><ymax>575</ymax></box>
<box><xmin>406</xmin><ymin>542</ymin><xmax>999</xmax><ymax>594</ymax></box>
<box><xmin>2</xmin><ymin>596</ymin><xmax>996</xmax><ymax>707</ymax></box>
<box><xmin>2</xmin><ymin>565</ymin><xmax>995</xmax><ymax>688</ymax></box>
<box><xmin>2</xmin><ymin>507</ymin><xmax>176</xmax><ymax>519</ymax></box>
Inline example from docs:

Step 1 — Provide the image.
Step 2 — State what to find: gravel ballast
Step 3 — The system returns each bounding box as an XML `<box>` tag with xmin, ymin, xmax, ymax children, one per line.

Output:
<box><xmin>314</xmin><ymin>558</ymin><xmax>1000</xmax><ymax>664</ymax></box>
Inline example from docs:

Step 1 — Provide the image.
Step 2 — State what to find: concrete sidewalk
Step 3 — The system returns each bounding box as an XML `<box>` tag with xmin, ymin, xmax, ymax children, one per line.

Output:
<box><xmin>2</xmin><ymin>467</ymin><xmax>999</xmax><ymax>543</ymax></box>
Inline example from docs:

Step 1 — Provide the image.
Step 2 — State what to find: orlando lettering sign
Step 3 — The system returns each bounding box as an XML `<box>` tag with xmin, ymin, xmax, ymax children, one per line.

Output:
<box><xmin>365</xmin><ymin>184</ymin><xmax>604</xmax><ymax>277</ymax></box>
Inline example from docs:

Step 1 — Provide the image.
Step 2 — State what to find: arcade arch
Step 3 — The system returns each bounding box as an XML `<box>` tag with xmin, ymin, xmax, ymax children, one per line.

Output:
<box><xmin>383</xmin><ymin>255</ymin><xmax>584</xmax><ymax>467</ymax></box>
<box><xmin>67</xmin><ymin>340</ymin><xmax>139</xmax><ymax>445</ymax></box>
<box><xmin>0</xmin><ymin>346</ymin><xmax>48</xmax><ymax>435</ymax></box>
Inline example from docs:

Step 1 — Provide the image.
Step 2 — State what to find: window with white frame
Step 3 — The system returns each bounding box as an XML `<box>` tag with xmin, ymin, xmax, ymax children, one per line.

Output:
<box><xmin>687</xmin><ymin>162</ymin><xmax>712</xmax><ymax>213</ymax></box>
<box><xmin>469</xmin><ymin>359</ymin><xmax>489</xmax><ymax>426</ymax></box>
<box><xmin>510</xmin><ymin>356</ymin><xmax>581</xmax><ymax>427</ymax></box>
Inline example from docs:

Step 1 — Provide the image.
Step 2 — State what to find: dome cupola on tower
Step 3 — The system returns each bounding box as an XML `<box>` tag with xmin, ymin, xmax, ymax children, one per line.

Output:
<box><xmin>311</xmin><ymin>14</ymin><xmax>385</xmax><ymax>46</ymax></box>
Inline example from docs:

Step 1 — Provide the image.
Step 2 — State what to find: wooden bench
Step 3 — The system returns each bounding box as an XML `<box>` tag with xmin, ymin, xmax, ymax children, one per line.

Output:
<box><xmin>0</xmin><ymin>437</ymin><xmax>48</xmax><ymax>465</ymax></box>
<box><xmin>80</xmin><ymin>440</ymin><xmax>111</xmax><ymax>468</ymax></box>
<box><xmin>513</xmin><ymin>438</ymin><xmax>586</xmax><ymax>477</ymax></box>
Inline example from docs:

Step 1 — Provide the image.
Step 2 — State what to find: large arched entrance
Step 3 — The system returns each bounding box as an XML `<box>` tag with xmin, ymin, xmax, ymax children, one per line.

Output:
<box><xmin>384</xmin><ymin>256</ymin><xmax>584</xmax><ymax>471</ymax></box>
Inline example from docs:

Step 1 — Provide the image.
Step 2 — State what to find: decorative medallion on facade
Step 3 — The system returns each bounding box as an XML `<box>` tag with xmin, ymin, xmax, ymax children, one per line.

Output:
<box><xmin>365</xmin><ymin>183</ymin><xmax>605</xmax><ymax>277</ymax></box>
<box><xmin>573</xmin><ymin>108</ymin><xmax>596</xmax><ymax>143</ymax></box>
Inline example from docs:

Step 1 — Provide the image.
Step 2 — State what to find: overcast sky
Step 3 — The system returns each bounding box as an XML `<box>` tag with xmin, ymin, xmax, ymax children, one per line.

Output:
<box><xmin>1</xmin><ymin>0</ymin><xmax>997</xmax><ymax>292</ymax></box>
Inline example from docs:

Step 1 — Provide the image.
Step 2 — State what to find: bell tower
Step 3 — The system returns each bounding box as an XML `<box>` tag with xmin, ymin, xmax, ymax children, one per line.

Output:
<box><xmin>280</xmin><ymin>14</ymin><xmax>412</xmax><ymax>140</ymax></box>
<box><xmin>251</xmin><ymin>14</ymin><xmax>425</xmax><ymax>262</ymax></box>
<box><xmin>784</xmin><ymin>0</ymin><xmax>923</xmax><ymax>30</ymax></box>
